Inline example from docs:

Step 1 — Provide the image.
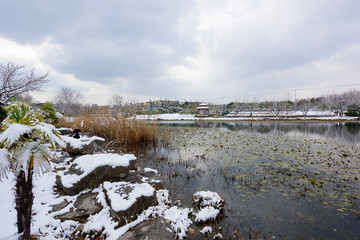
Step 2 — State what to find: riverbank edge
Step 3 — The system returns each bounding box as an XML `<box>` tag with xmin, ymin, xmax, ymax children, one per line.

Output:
<box><xmin>142</xmin><ymin>117</ymin><xmax>360</xmax><ymax>123</ymax></box>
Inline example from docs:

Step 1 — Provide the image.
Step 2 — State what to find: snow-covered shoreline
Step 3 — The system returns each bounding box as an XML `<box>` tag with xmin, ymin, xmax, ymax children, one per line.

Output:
<box><xmin>0</xmin><ymin>130</ymin><xmax>226</xmax><ymax>240</ymax></box>
<box><xmin>135</xmin><ymin>113</ymin><xmax>359</xmax><ymax>121</ymax></box>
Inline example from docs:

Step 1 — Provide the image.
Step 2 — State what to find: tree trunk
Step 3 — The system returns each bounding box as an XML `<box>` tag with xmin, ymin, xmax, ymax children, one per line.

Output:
<box><xmin>15</xmin><ymin>168</ymin><xmax>33</xmax><ymax>240</ymax></box>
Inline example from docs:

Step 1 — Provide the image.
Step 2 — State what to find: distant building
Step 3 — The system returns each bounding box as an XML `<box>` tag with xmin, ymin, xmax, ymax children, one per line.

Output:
<box><xmin>197</xmin><ymin>103</ymin><xmax>210</xmax><ymax>117</ymax></box>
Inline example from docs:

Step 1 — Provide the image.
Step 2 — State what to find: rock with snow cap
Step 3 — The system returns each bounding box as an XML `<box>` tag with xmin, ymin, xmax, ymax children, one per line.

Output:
<box><xmin>119</xmin><ymin>217</ymin><xmax>174</xmax><ymax>240</ymax></box>
<box><xmin>126</xmin><ymin>167</ymin><xmax>164</xmax><ymax>190</ymax></box>
<box><xmin>103</xmin><ymin>181</ymin><xmax>157</xmax><ymax>226</ymax></box>
<box><xmin>193</xmin><ymin>191</ymin><xmax>224</xmax><ymax>209</ymax></box>
<box><xmin>193</xmin><ymin>191</ymin><xmax>225</xmax><ymax>223</ymax></box>
<box><xmin>57</xmin><ymin>127</ymin><xmax>73</xmax><ymax>135</ymax></box>
<box><xmin>54</xmin><ymin>192</ymin><xmax>103</xmax><ymax>223</ymax></box>
<box><xmin>56</xmin><ymin>153</ymin><xmax>137</xmax><ymax>195</ymax></box>
<box><xmin>62</xmin><ymin>135</ymin><xmax>105</xmax><ymax>156</ymax></box>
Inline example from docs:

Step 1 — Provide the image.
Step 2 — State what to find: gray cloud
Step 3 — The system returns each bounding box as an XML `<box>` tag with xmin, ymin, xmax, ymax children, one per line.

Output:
<box><xmin>0</xmin><ymin>0</ymin><xmax>359</xmax><ymax>104</ymax></box>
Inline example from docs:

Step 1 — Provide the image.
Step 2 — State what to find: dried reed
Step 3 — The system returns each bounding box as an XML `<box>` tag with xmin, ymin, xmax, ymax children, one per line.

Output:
<box><xmin>59</xmin><ymin>113</ymin><xmax>158</xmax><ymax>145</ymax></box>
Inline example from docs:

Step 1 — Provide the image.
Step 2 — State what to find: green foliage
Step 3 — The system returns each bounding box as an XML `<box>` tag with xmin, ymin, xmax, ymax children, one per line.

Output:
<box><xmin>345</xmin><ymin>104</ymin><xmax>360</xmax><ymax>116</ymax></box>
<box><xmin>2</xmin><ymin>101</ymin><xmax>41</xmax><ymax>126</ymax></box>
<box><xmin>40</xmin><ymin>102</ymin><xmax>61</xmax><ymax>124</ymax></box>
<box><xmin>226</xmin><ymin>102</ymin><xmax>235</xmax><ymax>109</ymax></box>
<box><xmin>0</xmin><ymin>101</ymin><xmax>64</xmax><ymax>179</ymax></box>
<box><xmin>180</xmin><ymin>101</ymin><xmax>199</xmax><ymax>114</ymax></box>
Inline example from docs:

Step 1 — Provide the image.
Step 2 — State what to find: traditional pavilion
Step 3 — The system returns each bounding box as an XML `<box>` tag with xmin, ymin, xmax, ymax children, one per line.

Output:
<box><xmin>196</xmin><ymin>103</ymin><xmax>210</xmax><ymax>117</ymax></box>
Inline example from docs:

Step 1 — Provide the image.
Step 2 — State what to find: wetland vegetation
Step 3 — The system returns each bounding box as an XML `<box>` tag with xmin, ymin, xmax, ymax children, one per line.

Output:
<box><xmin>130</xmin><ymin>121</ymin><xmax>360</xmax><ymax>239</ymax></box>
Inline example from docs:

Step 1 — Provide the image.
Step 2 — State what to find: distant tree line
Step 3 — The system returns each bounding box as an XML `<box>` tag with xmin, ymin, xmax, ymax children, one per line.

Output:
<box><xmin>220</xmin><ymin>90</ymin><xmax>360</xmax><ymax>117</ymax></box>
<box><xmin>2</xmin><ymin>62</ymin><xmax>359</xmax><ymax>118</ymax></box>
<box><xmin>23</xmin><ymin>88</ymin><xmax>360</xmax><ymax>118</ymax></box>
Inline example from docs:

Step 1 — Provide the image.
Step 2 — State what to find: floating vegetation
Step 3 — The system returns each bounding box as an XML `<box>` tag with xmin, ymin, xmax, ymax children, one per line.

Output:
<box><xmin>133</xmin><ymin>122</ymin><xmax>360</xmax><ymax>239</ymax></box>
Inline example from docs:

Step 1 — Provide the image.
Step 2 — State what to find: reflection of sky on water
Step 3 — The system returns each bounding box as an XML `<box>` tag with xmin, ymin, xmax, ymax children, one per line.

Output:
<box><xmin>157</xmin><ymin>121</ymin><xmax>360</xmax><ymax>145</ymax></box>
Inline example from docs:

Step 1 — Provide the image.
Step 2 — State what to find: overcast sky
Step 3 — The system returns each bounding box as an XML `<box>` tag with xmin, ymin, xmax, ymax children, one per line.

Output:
<box><xmin>1</xmin><ymin>0</ymin><xmax>359</xmax><ymax>105</ymax></box>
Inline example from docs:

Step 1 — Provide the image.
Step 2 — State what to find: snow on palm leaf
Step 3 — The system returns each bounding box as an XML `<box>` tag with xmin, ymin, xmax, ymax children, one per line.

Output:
<box><xmin>0</xmin><ymin>148</ymin><xmax>9</xmax><ymax>179</ymax></box>
<box><xmin>0</xmin><ymin>101</ymin><xmax>65</xmax><ymax>179</ymax></box>
<box><xmin>33</xmin><ymin>122</ymin><xmax>65</xmax><ymax>149</ymax></box>
<box><xmin>12</xmin><ymin>142</ymin><xmax>53</xmax><ymax>180</ymax></box>
<box><xmin>0</xmin><ymin>123</ymin><xmax>32</xmax><ymax>147</ymax></box>
<box><xmin>0</xmin><ymin>101</ymin><xmax>65</xmax><ymax>239</ymax></box>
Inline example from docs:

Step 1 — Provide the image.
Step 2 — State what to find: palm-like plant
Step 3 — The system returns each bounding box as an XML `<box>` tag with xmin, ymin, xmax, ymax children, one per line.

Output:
<box><xmin>0</xmin><ymin>101</ymin><xmax>64</xmax><ymax>239</ymax></box>
<box><xmin>40</xmin><ymin>102</ymin><xmax>61</xmax><ymax>124</ymax></box>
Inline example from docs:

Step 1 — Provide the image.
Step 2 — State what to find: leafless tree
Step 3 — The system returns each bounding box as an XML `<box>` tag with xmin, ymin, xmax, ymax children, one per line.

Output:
<box><xmin>0</xmin><ymin>62</ymin><xmax>48</xmax><ymax>103</ymax></box>
<box><xmin>108</xmin><ymin>94</ymin><xmax>123</xmax><ymax>115</ymax></box>
<box><xmin>344</xmin><ymin>89</ymin><xmax>360</xmax><ymax>106</ymax></box>
<box><xmin>245</xmin><ymin>97</ymin><xmax>258</xmax><ymax>117</ymax></box>
<box><xmin>271</xmin><ymin>100</ymin><xmax>287</xmax><ymax>117</ymax></box>
<box><xmin>54</xmin><ymin>87</ymin><xmax>84</xmax><ymax>116</ymax></box>
<box><xmin>16</xmin><ymin>93</ymin><xmax>34</xmax><ymax>104</ymax></box>
<box><xmin>298</xmin><ymin>98</ymin><xmax>311</xmax><ymax>117</ymax></box>
<box><xmin>327</xmin><ymin>93</ymin><xmax>347</xmax><ymax>116</ymax></box>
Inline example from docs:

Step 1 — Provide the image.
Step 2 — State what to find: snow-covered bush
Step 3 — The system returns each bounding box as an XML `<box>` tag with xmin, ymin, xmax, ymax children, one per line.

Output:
<box><xmin>0</xmin><ymin>101</ymin><xmax>64</xmax><ymax>238</ymax></box>
<box><xmin>0</xmin><ymin>101</ymin><xmax>64</xmax><ymax>178</ymax></box>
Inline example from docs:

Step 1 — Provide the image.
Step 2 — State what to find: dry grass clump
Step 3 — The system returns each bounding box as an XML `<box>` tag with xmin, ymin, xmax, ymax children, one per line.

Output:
<box><xmin>59</xmin><ymin>113</ymin><xmax>158</xmax><ymax>145</ymax></box>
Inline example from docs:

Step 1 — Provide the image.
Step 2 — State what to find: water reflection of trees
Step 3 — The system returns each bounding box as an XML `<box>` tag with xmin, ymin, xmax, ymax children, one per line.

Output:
<box><xmin>221</xmin><ymin>122</ymin><xmax>360</xmax><ymax>145</ymax></box>
<box><xmin>157</xmin><ymin>121</ymin><xmax>360</xmax><ymax>145</ymax></box>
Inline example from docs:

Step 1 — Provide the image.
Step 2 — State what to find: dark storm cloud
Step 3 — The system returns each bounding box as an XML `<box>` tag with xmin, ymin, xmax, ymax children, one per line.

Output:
<box><xmin>0</xmin><ymin>0</ymin><xmax>195</xmax><ymax>82</ymax></box>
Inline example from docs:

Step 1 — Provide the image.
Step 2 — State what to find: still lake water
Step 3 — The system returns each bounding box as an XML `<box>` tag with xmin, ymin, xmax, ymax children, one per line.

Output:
<box><xmin>131</xmin><ymin>121</ymin><xmax>360</xmax><ymax>239</ymax></box>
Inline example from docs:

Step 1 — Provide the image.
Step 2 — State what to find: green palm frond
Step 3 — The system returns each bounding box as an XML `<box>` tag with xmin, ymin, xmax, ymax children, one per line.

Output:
<box><xmin>0</xmin><ymin>101</ymin><xmax>64</xmax><ymax>180</ymax></box>
<box><xmin>2</xmin><ymin>101</ymin><xmax>41</xmax><ymax>127</ymax></box>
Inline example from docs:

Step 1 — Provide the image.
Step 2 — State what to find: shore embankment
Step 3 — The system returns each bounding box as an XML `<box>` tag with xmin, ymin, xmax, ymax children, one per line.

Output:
<box><xmin>135</xmin><ymin>113</ymin><xmax>360</xmax><ymax>122</ymax></box>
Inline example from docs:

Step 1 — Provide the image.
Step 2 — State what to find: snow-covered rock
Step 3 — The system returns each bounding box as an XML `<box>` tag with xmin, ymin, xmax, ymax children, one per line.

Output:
<box><xmin>57</xmin><ymin>127</ymin><xmax>73</xmax><ymax>135</ymax></box>
<box><xmin>62</xmin><ymin>135</ymin><xmax>105</xmax><ymax>155</ymax></box>
<box><xmin>103</xmin><ymin>181</ymin><xmax>157</xmax><ymax>226</ymax></box>
<box><xmin>54</xmin><ymin>192</ymin><xmax>103</xmax><ymax>222</ymax></box>
<box><xmin>118</xmin><ymin>217</ymin><xmax>174</xmax><ymax>240</ymax></box>
<box><xmin>193</xmin><ymin>190</ymin><xmax>224</xmax><ymax>209</ymax></box>
<box><xmin>193</xmin><ymin>191</ymin><xmax>225</xmax><ymax>223</ymax></box>
<box><xmin>56</xmin><ymin>153</ymin><xmax>137</xmax><ymax>195</ymax></box>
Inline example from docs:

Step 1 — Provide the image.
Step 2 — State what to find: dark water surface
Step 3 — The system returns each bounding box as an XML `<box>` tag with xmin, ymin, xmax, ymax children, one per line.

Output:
<box><xmin>130</xmin><ymin>121</ymin><xmax>360</xmax><ymax>239</ymax></box>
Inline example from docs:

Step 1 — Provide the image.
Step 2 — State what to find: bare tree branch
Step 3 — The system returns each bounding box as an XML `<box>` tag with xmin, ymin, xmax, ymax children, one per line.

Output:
<box><xmin>53</xmin><ymin>87</ymin><xmax>84</xmax><ymax>116</ymax></box>
<box><xmin>0</xmin><ymin>62</ymin><xmax>49</xmax><ymax>103</ymax></box>
<box><xmin>108</xmin><ymin>94</ymin><xmax>123</xmax><ymax>115</ymax></box>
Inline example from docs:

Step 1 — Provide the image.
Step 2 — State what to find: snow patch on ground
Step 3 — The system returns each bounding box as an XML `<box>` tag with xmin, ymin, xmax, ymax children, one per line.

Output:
<box><xmin>144</xmin><ymin>167</ymin><xmax>158</xmax><ymax>174</ymax></box>
<box><xmin>200</xmin><ymin>226</ymin><xmax>212</xmax><ymax>234</ymax></box>
<box><xmin>31</xmin><ymin>164</ymin><xmax>81</xmax><ymax>240</ymax></box>
<box><xmin>1</xmin><ymin>161</ymin><xmax>195</xmax><ymax>240</ymax></box>
<box><xmin>136</xmin><ymin>114</ymin><xmax>196</xmax><ymax>120</ymax></box>
<box><xmin>162</xmin><ymin>206</ymin><xmax>193</xmax><ymax>239</ymax></box>
<box><xmin>0</xmin><ymin>171</ymin><xmax>17</xmax><ymax>240</ymax></box>
<box><xmin>1</xmin><ymin>149</ymin><xmax>219</xmax><ymax>240</ymax></box>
